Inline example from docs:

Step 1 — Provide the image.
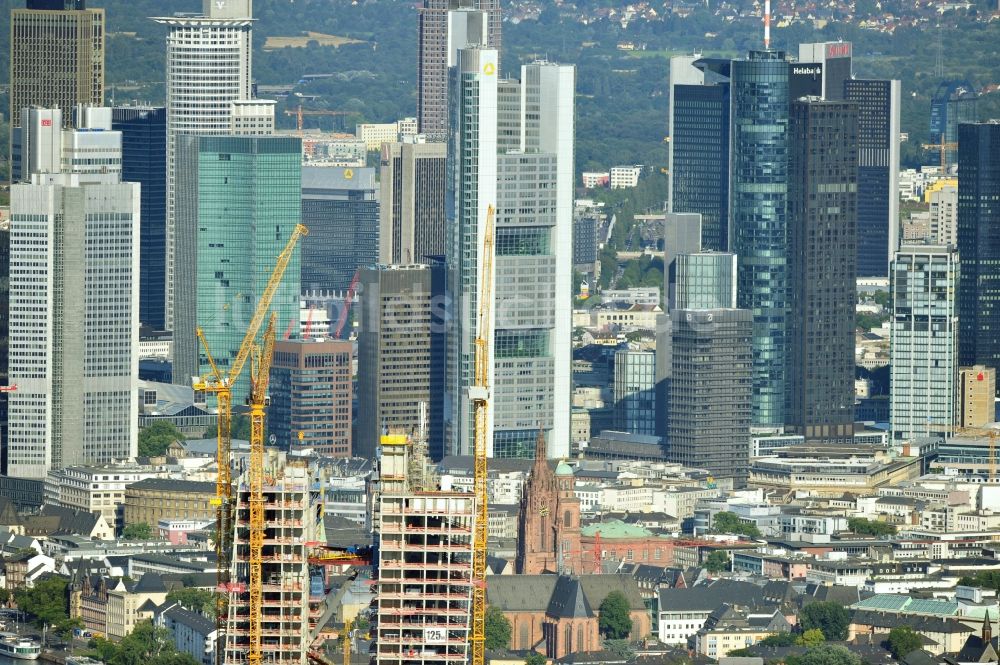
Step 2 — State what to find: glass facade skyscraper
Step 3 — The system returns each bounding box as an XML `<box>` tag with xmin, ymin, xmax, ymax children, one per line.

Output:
<box><xmin>957</xmin><ymin>122</ymin><xmax>1000</xmax><ymax>371</ymax></box>
<box><xmin>675</xmin><ymin>252</ymin><xmax>736</xmax><ymax>310</ymax></box>
<box><xmin>668</xmin><ymin>57</ymin><xmax>730</xmax><ymax>252</ymax></box>
<box><xmin>730</xmin><ymin>50</ymin><xmax>790</xmax><ymax>428</ymax></box>
<box><xmin>113</xmin><ymin>106</ymin><xmax>167</xmax><ymax>330</ymax></box>
<box><xmin>613</xmin><ymin>350</ymin><xmax>657</xmax><ymax>436</ymax></box>
<box><xmin>174</xmin><ymin>135</ymin><xmax>302</xmax><ymax>401</ymax></box>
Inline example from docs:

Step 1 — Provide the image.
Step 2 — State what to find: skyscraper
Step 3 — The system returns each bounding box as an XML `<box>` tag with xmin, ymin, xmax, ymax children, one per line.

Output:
<box><xmin>446</xmin><ymin>47</ymin><xmax>498</xmax><ymax>457</ymax></box>
<box><xmin>797</xmin><ymin>41</ymin><xmax>852</xmax><ymax>101</ymax></box>
<box><xmin>357</xmin><ymin>264</ymin><xmax>447</xmax><ymax>461</ymax></box>
<box><xmin>730</xmin><ymin>50</ymin><xmax>790</xmax><ymax>428</ymax></box>
<box><xmin>9</xmin><ymin>0</ymin><xmax>104</xmax><ymax>133</ymax></box>
<box><xmin>613</xmin><ymin>350</ymin><xmax>657</xmax><ymax>436</ymax></box>
<box><xmin>930</xmin><ymin>81</ymin><xmax>977</xmax><ymax>170</ymax></box>
<box><xmin>669</xmin><ymin>309</ymin><xmax>752</xmax><ymax>485</ymax></box>
<box><xmin>379</xmin><ymin>140</ymin><xmax>448</xmax><ymax>264</ymax></box>
<box><xmin>785</xmin><ymin>98</ymin><xmax>858</xmax><ymax>443</ymax></box>
<box><xmin>113</xmin><ymin>106</ymin><xmax>167</xmax><ymax>330</ymax></box>
<box><xmin>927</xmin><ymin>179</ymin><xmax>958</xmax><ymax>246</ymax></box>
<box><xmin>491</xmin><ymin>61</ymin><xmax>575</xmax><ymax>459</ymax></box>
<box><xmin>668</xmin><ymin>56</ymin><xmax>730</xmax><ymax>252</ymax></box>
<box><xmin>418</xmin><ymin>0</ymin><xmax>500</xmax><ymax>140</ymax></box>
<box><xmin>663</xmin><ymin>212</ymin><xmax>703</xmax><ymax>311</ymax></box>
<box><xmin>301</xmin><ymin>166</ymin><xmax>379</xmax><ymax>294</ymax></box>
<box><xmin>958</xmin><ymin>122</ymin><xmax>1000</xmax><ymax>373</ymax></box>
<box><xmin>270</xmin><ymin>339</ymin><xmax>353</xmax><ymax>457</ymax></box>
<box><xmin>675</xmin><ymin>252</ymin><xmax>736</xmax><ymax>310</ymax></box>
<box><xmin>173</xmin><ymin>135</ymin><xmax>302</xmax><ymax>401</ymax></box>
<box><xmin>153</xmin><ymin>0</ymin><xmax>253</xmax><ymax>330</ymax></box>
<box><xmin>890</xmin><ymin>244</ymin><xmax>959</xmax><ymax>441</ymax></box>
<box><xmin>8</xmin><ymin>107</ymin><xmax>138</xmax><ymax>478</ymax></box>
<box><xmin>844</xmin><ymin>78</ymin><xmax>901</xmax><ymax>278</ymax></box>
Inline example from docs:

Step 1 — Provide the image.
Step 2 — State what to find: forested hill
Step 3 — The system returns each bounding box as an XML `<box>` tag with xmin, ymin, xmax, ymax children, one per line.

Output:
<box><xmin>0</xmin><ymin>0</ymin><xmax>999</xmax><ymax>172</ymax></box>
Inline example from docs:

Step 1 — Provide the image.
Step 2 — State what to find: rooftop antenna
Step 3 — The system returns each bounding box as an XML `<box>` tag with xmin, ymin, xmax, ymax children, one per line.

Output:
<box><xmin>763</xmin><ymin>0</ymin><xmax>771</xmax><ymax>49</ymax></box>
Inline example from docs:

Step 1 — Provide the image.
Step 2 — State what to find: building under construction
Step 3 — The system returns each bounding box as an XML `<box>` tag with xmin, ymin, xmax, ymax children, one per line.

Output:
<box><xmin>224</xmin><ymin>449</ymin><xmax>327</xmax><ymax>665</ymax></box>
<box><xmin>373</xmin><ymin>434</ymin><xmax>475</xmax><ymax>665</ymax></box>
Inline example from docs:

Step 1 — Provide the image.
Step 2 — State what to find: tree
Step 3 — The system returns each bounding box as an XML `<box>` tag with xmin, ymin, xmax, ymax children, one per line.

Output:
<box><xmin>55</xmin><ymin>617</ymin><xmax>85</xmax><ymax>642</ymax></box>
<box><xmin>122</xmin><ymin>522</ymin><xmax>153</xmax><ymax>541</ymax></box>
<box><xmin>847</xmin><ymin>517</ymin><xmax>897</xmax><ymax>537</ymax></box>
<box><xmin>206</xmin><ymin>415</ymin><xmax>251</xmax><ymax>441</ymax></box>
<box><xmin>524</xmin><ymin>652</ymin><xmax>547</xmax><ymax>665</ymax></box>
<box><xmin>484</xmin><ymin>606</ymin><xmax>511</xmax><ymax>651</ymax></box>
<box><xmin>598</xmin><ymin>591</ymin><xmax>632</xmax><ymax>640</ymax></box>
<box><xmin>138</xmin><ymin>421</ymin><xmax>185</xmax><ymax>457</ymax></box>
<box><xmin>89</xmin><ymin>620</ymin><xmax>200</xmax><ymax>665</ymax></box>
<box><xmin>792</xmin><ymin>645</ymin><xmax>862</xmax><ymax>665</ymax></box>
<box><xmin>759</xmin><ymin>632</ymin><xmax>797</xmax><ymax>647</ymax></box>
<box><xmin>799</xmin><ymin>602</ymin><xmax>851</xmax><ymax>641</ymax></box>
<box><xmin>165</xmin><ymin>587</ymin><xmax>216</xmax><ymax>618</ymax></box>
<box><xmin>712</xmin><ymin>512</ymin><xmax>762</xmax><ymax>538</ymax></box>
<box><xmin>887</xmin><ymin>626</ymin><xmax>923</xmax><ymax>659</ymax></box>
<box><xmin>13</xmin><ymin>576</ymin><xmax>70</xmax><ymax>627</ymax></box>
<box><xmin>796</xmin><ymin>628</ymin><xmax>826</xmax><ymax>647</ymax></box>
<box><xmin>705</xmin><ymin>550</ymin><xmax>730</xmax><ymax>574</ymax></box>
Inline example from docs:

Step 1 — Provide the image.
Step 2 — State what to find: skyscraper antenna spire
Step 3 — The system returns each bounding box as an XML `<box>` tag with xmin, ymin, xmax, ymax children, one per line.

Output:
<box><xmin>764</xmin><ymin>0</ymin><xmax>771</xmax><ymax>49</ymax></box>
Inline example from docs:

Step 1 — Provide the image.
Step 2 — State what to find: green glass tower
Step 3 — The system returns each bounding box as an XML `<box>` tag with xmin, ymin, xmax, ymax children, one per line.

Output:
<box><xmin>174</xmin><ymin>135</ymin><xmax>302</xmax><ymax>401</ymax></box>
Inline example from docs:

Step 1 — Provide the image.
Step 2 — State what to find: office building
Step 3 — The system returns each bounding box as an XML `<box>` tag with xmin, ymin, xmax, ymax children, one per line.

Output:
<box><xmin>270</xmin><ymin>339</ymin><xmax>353</xmax><ymax>458</ymax></box>
<box><xmin>417</xmin><ymin>0</ymin><xmax>501</xmax><ymax>140</ymax></box>
<box><xmin>890</xmin><ymin>244</ymin><xmax>959</xmax><ymax>441</ymax></box>
<box><xmin>675</xmin><ymin>252</ymin><xmax>736</xmax><ymax>310</ymax></box>
<box><xmin>173</xmin><ymin>135</ymin><xmax>301</xmax><ymax>401</ymax></box>
<box><xmin>930</xmin><ymin>81</ymin><xmax>977</xmax><ymax>170</ymax></box>
<box><xmin>10</xmin><ymin>0</ymin><xmax>104</xmax><ymax>177</ymax></box>
<box><xmin>663</xmin><ymin>213</ymin><xmax>703</xmax><ymax>311</ymax></box>
<box><xmin>113</xmin><ymin>106</ymin><xmax>168</xmax><ymax>331</ymax></box>
<box><xmin>301</xmin><ymin>166</ymin><xmax>379</xmax><ymax>294</ymax></box>
<box><xmin>960</xmin><ymin>366</ymin><xmax>996</xmax><ymax>429</ymax></box>
<box><xmin>785</xmin><ymin>98</ymin><xmax>858</xmax><ymax>443</ymax></box>
<box><xmin>374</xmin><ymin>434</ymin><xmax>474</xmax><ymax>665</ymax></box>
<box><xmin>730</xmin><ymin>50</ymin><xmax>790</xmax><ymax>428</ymax></box>
<box><xmin>489</xmin><ymin>62</ymin><xmax>575</xmax><ymax>459</ymax></box>
<box><xmin>844</xmin><ymin>78</ymin><xmax>901</xmax><ymax>278</ymax></box>
<box><xmin>797</xmin><ymin>42</ymin><xmax>852</xmax><ymax>101</ymax></box>
<box><xmin>0</xmin><ymin>222</ymin><xmax>8</xmax><ymax>474</ymax></box>
<box><xmin>8</xmin><ymin>107</ymin><xmax>138</xmax><ymax>479</ymax></box>
<box><xmin>446</xmin><ymin>47</ymin><xmax>498</xmax><ymax>457</ymax></box>
<box><xmin>573</xmin><ymin>214</ymin><xmax>598</xmax><ymax>271</ymax></box>
<box><xmin>379</xmin><ymin>140</ymin><xmax>448</xmax><ymax>264</ymax></box>
<box><xmin>669</xmin><ymin>309</ymin><xmax>752</xmax><ymax>485</ymax></box>
<box><xmin>958</xmin><ymin>122</ymin><xmax>1000</xmax><ymax>372</ymax></box>
<box><xmin>668</xmin><ymin>56</ymin><xmax>730</xmax><ymax>252</ymax></box>
<box><xmin>229</xmin><ymin>99</ymin><xmax>276</xmax><ymax>135</ymax></box>
<box><xmin>123</xmin><ymin>478</ymin><xmax>216</xmax><ymax>528</ymax></box>
<box><xmin>153</xmin><ymin>0</ymin><xmax>254</xmax><ymax>330</ymax></box>
<box><xmin>223</xmin><ymin>451</ymin><xmax>326</xmax><ymax>665</ymax></box>
<box><xmin>613</xmin><ymin>350</ymin><xmax>657</xmax><ymax>436</ymax></box>
<box><xmin>927</xmin><ymin>179</ymin><xmax>958</xmax><ymax>246</ymax></box>
<box><xmin>357</xmin><ymin>264</ymin><xmax>447</xmax><ymax>462</ymax></box>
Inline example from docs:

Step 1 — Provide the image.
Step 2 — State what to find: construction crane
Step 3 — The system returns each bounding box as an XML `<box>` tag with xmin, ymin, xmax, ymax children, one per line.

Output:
<box><xmin>470</xmin><ymin>205</ymin><xmax>496</xmax><ymax>665</ymax></box>
<box><xmin>342</xmin><ymin>619</ymin><xmax>353</xmax><ymax>665</ymax></box>
<box><xmin>193</xmin><ymin>223</ymin><xmax>308</xmax><ymax>665</ymax></box>
<box><xmin>927</xmin><ymin>422</ymin><xmax>999</xmax><ymax>481</ymax></box>
<box><xmin>247</xmin><ymin>314</ymin><xmax>278</xmax><ymax>665</ymax></box>
<box><xmin>921</xmin><ymin>140</ymin><xmax>958</xmax><ymax>172</ymax></box>
<box><xmin>333</xmin><ymin>270</ymin><xmax>361</xmax><ymax>339</ymax></box>
<box><xmin>283</xmin><ymin>105</ymin><xmax>352</xmax><ymax>135</ymax></box>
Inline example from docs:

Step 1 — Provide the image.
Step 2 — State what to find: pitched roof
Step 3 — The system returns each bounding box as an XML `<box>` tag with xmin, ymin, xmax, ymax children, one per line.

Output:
<box><xmin>163</xmin><ymin>605</ymin><xmax>217</xmax><ymax>636</ymax></box>
<box><xmin>954</xmin><ymin>635</ymin><xmax>999</xmax><ymax>663</ymax></box>
<box><xmin>23</xmin><ymin>505</ymin><xmax>100</xmax><ymax>537</ymax></box>
<box><xmin>133</xmin><ymin>572</ymin><xmax>168</xmax><ymax>593</ymax></box>
<box><xmin>125</xmin><ymin>478</ymin><xmax>216</xmax><ymax>494</ymax></box>
<box><xmin>547</xmin><ymin>577</ymin><xmax>593</xmax><ymax>619</ymax></box>
<box><xmin>659</xmin><ymin>579</ymin><xmax>766</xmax><ymax>613</ymax></box>
<box><xmin>578</xmin><ymin>575</ymin><xmax>646</xmax><ymax>612</ymax></box>
<box><xmin>487</xmin><ymin>575</ymin><xmax>560</xmax><ymax>612</ymax></box>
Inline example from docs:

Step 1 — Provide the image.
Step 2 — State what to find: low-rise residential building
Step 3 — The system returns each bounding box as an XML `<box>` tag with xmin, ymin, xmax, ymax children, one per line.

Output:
<box><xmin>610</xmin><ymin>165</ymin><xmax>642</xmax><ymax>189</ymax></box>
<box><xmin>123</xmin><ymin>479</ymin><xmax>216</xmax><ymax>528</ymax></box>
<box><xmin>657</xmin><ymin>580</ymin><xmax>767</xmax><ymax>645</ymax></box>
<box><xmin>156</xmin><ymin>604</ymin><xmax>218</xmax><ymax>665</ymax></box>
<box><xmin>694</xmin><ymin>606</ymin><xmax>790</xmax><ymax>659</ymax></box>
<box><xmin>45</xmin><ymin>465</ymin><xmax>159</xmax><ymax>531</ymax></box>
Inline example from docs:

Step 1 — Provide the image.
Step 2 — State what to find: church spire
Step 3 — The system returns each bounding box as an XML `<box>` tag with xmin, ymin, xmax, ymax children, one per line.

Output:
<box><xmin>985</xmin><ymin>609</ymin><xmax>993</xmax><ymax>643</ymax></box>
<box><xmin>534</xmin><ymin>428</ymin><xmax>547</xmax><ymax>463</ymax></box>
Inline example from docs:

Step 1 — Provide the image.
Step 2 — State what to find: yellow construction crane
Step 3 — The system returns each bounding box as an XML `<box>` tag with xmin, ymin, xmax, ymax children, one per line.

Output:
<box><xmin>470</xmin><ymin>206</ymin><xmax>495</xmax><ymax>665</ymax></box>
<box><xmin>247</xmin><ymin>314</ymin><xmax>278</xmax><ymax>665</ymax></box>
<box><xmin>283</xmin><ymin>105</ymin><xmax>352</xmax><ymax>135</ymax></box>
<box><xmin>927</xmin><ymin>423</ymin><xmax>999</xmax><ymax>481</ymax></box>
<box><xmin>921</xmin><ymin>140</ymin><xmax>958</xmax><ymax>172</ymax></box>
<box><xmin>342</xmin><ymin>619</ymin><xmax>353</xmax><ymax>665</ymax></box>
<box><xmin>194</xmin><ymin>223</ymin><xmax>308</xmax><ymax>665</ymax></box>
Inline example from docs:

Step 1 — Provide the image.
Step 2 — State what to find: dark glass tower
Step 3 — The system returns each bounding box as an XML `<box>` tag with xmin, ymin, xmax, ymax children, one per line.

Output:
<box><xmin>786</xmin><ymin>98</ymin><xmax>858</xmax><ymax>442</ymax></box>
<box><xmin>730</xmin><ymin>50</ymin><xmax>790</xmax><ymax>428</ymax></box>
<box><xmin>844</xmin><ymin>79</ymin><xmax>901</xmax><ymax>278</ymax></box>
<box><xmin>958</xmin><ymin>122</ymin><xmax>1000</xmax><ymax>373</ymax></box>
<box><xmin>113</xmin><ymin>106</ymin><xmax>167</xmax><ymax>330</ymax></box>
<box><xmin>669</xmin><ymin>57</ymin><xmax>730</xmax><ymax>252</ymax></box>
<box><xmin>301</xmin><ymin>166</ymin><xmax>379</xmax><ymax>294</ymax></box>
<box><xmin>931</xmin><ymin>81</ymin><xmax>977</xmax><ymax>169</ymax></box>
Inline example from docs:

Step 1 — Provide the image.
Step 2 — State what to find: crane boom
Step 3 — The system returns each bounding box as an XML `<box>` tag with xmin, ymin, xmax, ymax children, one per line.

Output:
<box><xmin>470</xmin><ymin>205</ymin><xmax>495</xmax><ymax>665</ymax></box>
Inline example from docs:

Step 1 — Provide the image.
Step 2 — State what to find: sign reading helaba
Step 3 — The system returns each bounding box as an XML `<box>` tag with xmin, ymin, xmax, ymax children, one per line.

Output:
<box><xmin>793</xmin><ymin>66</ymin><xmax>821</xmax><ymax>76</ymax></box>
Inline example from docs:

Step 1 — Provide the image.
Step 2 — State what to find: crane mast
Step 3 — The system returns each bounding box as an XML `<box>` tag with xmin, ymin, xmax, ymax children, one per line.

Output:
<box><xmin>193</xmin><ymin>223</ymin><xmax>308</xmax><ymax>665</ymax></box>
<box><xmin>470</xmin><ymin>205</ymin><xmax>495</xmax><ymax>665</ymax></box>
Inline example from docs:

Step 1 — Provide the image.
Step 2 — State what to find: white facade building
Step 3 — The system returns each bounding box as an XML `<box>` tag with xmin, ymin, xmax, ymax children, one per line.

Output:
<box><xmin>928</xmin><ymin>181</ymin><xmax>958</xmax><ymax>246</ymax></box>
<box><xmin>44</xmin><ymin>465</ymin><xmax>159</xmax><ymax>529</ymax></box>
<box><xmin>9</xmin><ymin>108</ymin><xmax>139</xmax><ymax>478</ymax></box>
<box><xmin>153</xmin><ymin>0</ymin><xmax>253</xmax><ymax>330</ymax></box>
<box><xmin>610</xmin><ymin>165</ymin><xmax>642</xmax><ymax>189</ymax></box>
